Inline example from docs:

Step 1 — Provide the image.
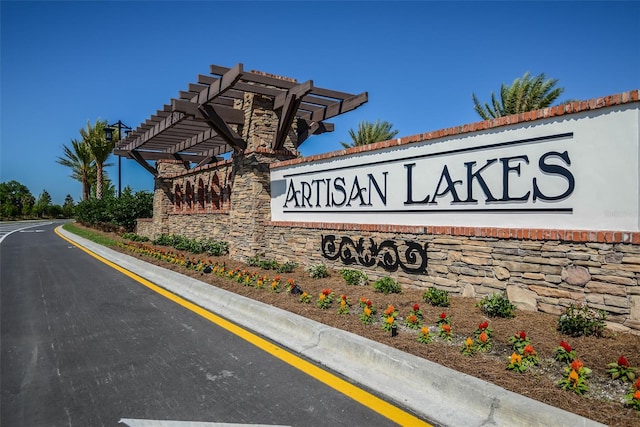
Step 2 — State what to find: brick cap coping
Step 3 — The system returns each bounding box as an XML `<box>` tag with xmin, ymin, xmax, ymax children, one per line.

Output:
<box><xmin>266</xmin><ymin>221</ymin><xmax>640</xmax><ymax>244</ymax></box>
<box><xmin>272</xmin><ymin>89</ymin><xmax>639</xmax><ymax>170</ymax></box>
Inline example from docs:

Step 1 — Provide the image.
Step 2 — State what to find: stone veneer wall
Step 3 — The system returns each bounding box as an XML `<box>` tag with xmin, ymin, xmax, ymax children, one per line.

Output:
<box><xmin>262</xmin><ymin>222</ymin><xmax>640</xmax><ymax>334</ymax></box>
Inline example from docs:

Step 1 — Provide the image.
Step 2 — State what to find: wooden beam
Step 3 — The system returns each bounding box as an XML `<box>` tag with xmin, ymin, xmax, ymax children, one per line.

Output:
<box><xmin>297</xmin><ymin>120</ymin><xmax>334</xmax><ymax>146</ymax></box>
<box><xmin>129</xmin><ymin>151</ymin><xmax>158</xmax><ymax>176</ymax></box>
<box><xmin>172</xmin><ymin>99</ymin><xmax>244</xmax><ymax>124</ymax></box>
<box><xmin>121</xmin><ymin>111</ymin><xmax>185</xmax><ymax>151</ymax></box>
<box><xmin>193</xmin><ymin>63</ymin><xmax>244</xmax><ymax>105</ymax></box>
<box><xmin>199</xmin><ymin>104</ymin><xmax>246</xmax><ymax>150</ymax></box>
<box><xmin>307</xmin><ymin>92</ymin><xmax>368</xmax><ymax>123</ymax></box>
<box><xmin>272</xmin><ymin>80</ymin><xmax>313</xmax><ymax>150</ymax></box>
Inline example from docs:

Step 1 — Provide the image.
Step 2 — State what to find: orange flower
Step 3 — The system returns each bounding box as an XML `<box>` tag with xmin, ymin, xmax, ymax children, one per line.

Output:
<box><xmin>634</xmin><ymin>378</ymin><xmax>640</xmax><ymax>390</ymax></box>
<box><xmin>634</xmin><ymin>390</ymin><xmax>640</xmax><ymax>401</ymax></box>
<box><xmin>364</xmin><ymin>306</ymin><xmax>372</xmax><ymax>316</ymax></box>
<box><xmin>510</xmin><ymin>353</ymin><xmax>522</xmax><ymax>365</ymax></box>
<box><xmin>319</xmin><ymin>293</ymin><xmax>326</xmax><ymax>301</ymax></box>
<box><xmin>340</xmin><ymin>299</ymin><xmax>346</xmax><ymax>308</ymax></box>
<box><xmin>479</xmin><ymin>331</ymin><xmax>488</xmax><ymax>343</ymax></box>
<box><xmin>465</xmin><ymin>337</ymin><xmax>473</xmax><ymax>347</ymax></box>
<box><xmin>523</xmin><ymin>345</ymin><xmax>535</xmax><ymax>356</ymax></box>
<box><xmin>569</xmin><ymin>369</ymin><xmax>580</xmax><ymax>384</ymax></box>
<box><xmin>386</xmin><ymin>316</ymin><xmax>395</xmax><ymax>325</ymax></box>
<box><xmin>384</xmin><ymin>305</ymin><xmax>395</xmax><ymax>316</ymax></box>
<box><xmin>441</xmin><ymin>324</ymin><xmax>451</xmax><ymax>333</ymax></box>
<box><xmin>420</xmin><ymin>327</ymin><xmax>429</xmax><ymax>336</ymax></box>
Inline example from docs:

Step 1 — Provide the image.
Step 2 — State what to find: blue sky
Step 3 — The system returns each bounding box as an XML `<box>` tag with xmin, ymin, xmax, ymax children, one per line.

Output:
<box><xmin>1</xmin><ymin>1</ymin><xmax>638</xmax><ymax>205</ymax></box>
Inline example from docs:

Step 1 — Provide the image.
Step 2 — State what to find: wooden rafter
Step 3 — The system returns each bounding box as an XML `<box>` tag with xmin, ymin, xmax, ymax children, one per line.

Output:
<box><xmin>198</xmin><ymin>104</ymin><xmax>246</xmax><ymax>150</ymax></box>
<box><xmin>273</xmin><ymin>80</ymin><xmax>313</xmax><ymax>150</ymax></box>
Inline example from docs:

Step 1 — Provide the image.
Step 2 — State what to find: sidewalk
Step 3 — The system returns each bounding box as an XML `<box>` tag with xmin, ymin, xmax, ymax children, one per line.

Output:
<box><xmin>58</xmin><ymin>227</ymin><xmax>604</xmax><ymax>427</ymax></box>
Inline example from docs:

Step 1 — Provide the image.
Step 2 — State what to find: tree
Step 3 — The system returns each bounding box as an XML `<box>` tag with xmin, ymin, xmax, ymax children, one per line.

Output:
<box><xmin>472</xmin><ymin>72</ymin><xmax>565</xmax><ymax>120</ymax></box>
<box><xmin>62</xmin><ymin>194</ymin><xmax>75</xmax><ymax>218</ymax></box>
<box><xmin>0</xmin><ymin>180</ymin><xmax>32</xmax><ymax>219</ymax></box>
<box><xmin>80</xmin><ymin>119</ymin><xmax>114</xmax><ymax>200</ymax></box>
<box><xmin>34</xmin><ymin>190</ymin><xmax>52</xmax><ymax>218</ymax></box>
<box><xmin>340</xmin><ymin>119</ymin><xmax>399</xmax><ymax>148</ymax></box>
<box><xmin>21</xmin><ymin>193</ymin><xmax>35</xmax><ymax>216</ymax></box>
<box><xmin>56</xmin><ymin>138</ymin><xmax>95</xmax><ymax>201</ymax></box>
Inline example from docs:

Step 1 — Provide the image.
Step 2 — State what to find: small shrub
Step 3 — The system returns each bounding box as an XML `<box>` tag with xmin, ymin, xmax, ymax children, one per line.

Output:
<box><xmin>276</xmin><ymin>261</ymin><xmax>298</xmax><ymax>273</ymax></box>
<box><xmin>422</xmin><ymin>287</ymin><xmax>450</xmax><ymax>307</ymax></box>
<box><xmin>557</xmin><ymin>303</ymin><xmax>606</xmax><ymax>337</ymax></box>
<box><xmin>121</xmin><ymin>232</ymin><xmax>149</xmax><ymax>242</ymax></box>
<box><xmin>339</xmin><ymin>269</ymin><xmax>368</xmax><ymax>286</ymax></box>
<box><xmin>307</xmin><ymin>264</ymin><xmax>329</xmax><ymax>279</ymax></box>
<box><xmin>372</xmin><ymin>276</ymin><xmax>401</xmax><ymax>294</ymax></box>
<box><xmin>201</xmin><ymin>239</ymin><xmax>228</xmax><ymax>256</ymax></box>
<box><xmin>477</xmin><ymin>292</ymin><xmax>516</xmax><ymax>318</ymax></box>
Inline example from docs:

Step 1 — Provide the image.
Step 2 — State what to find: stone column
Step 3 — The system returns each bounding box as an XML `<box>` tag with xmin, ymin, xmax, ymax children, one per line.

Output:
<box><xmin>227</xmin><ymin>92</ymin><xmax>297</xmax><ymax>260</ymax></box>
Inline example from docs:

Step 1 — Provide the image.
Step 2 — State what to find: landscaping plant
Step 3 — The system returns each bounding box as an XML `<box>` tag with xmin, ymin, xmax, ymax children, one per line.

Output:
<box><xmin>557</xmin><ymin>303</ymin><xmax>606</xmax><ymax>337</ymax></box>
<box><xmin>477</xmin><ymin>292</ymin><xmax>516</xmax><ymax>318</ymax></box>
<box><xmin>422</xmin><ymin>287</ymin><xmax>450</xmax><ymax>307</ymax></box>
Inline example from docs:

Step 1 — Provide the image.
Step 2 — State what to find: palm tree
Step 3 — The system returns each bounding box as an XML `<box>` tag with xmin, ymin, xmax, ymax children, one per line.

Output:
<box><xmin>340</xmin><ymin>119</ymin><xmax>399</xmax><ymax>148</ymax></box>
<box><xmin>56</xmin><ymin>138</ymin><xmax>95</xmax><ymax>201</ymax></box>
<box><xmin>472</xmin><ymin>72</ymin><xmax>565</xmax><ymax>120</ymax></box>
<box><xmin>80</xmin><ymin>119</ymin><xmax>114</xmax><ymax>199</ymax></box>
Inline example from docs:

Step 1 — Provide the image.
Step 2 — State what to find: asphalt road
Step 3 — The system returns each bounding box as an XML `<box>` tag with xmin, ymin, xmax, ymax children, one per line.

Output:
<box><xmin>1</xmin><ymin>221</ymin><xmax>399</xmax><ymax>427</ymax></box>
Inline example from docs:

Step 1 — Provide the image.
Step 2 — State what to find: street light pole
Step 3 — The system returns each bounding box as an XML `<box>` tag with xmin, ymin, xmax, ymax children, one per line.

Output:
<box><xmin>105</xmin><ymin>120</ymin><xmax>132</xmax><ymax>197</ymax></box>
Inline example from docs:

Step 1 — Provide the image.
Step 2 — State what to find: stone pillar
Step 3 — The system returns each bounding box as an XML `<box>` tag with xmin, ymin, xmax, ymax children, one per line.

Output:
<box><xmin>227</xmin><ymin>92</ymin><xmax>297</xmax><ymax>260</ymax></box>
<box><xmin>145</xmin><ymin>160</ymin><xmax>186</xmax><ymax>239</ymax></box>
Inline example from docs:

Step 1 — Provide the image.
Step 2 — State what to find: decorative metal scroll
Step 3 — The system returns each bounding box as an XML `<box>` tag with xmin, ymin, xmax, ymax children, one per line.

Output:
<box><xmin>321</xmin><ymin>235</ymin><xmax>428</xmax><ymax>274</ymax></box>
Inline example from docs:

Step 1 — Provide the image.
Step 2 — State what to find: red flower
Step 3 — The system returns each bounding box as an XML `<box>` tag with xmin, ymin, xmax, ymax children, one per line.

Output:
<box><xmin>618</xmin><ymin>355</ymin><xmax>630</xmax><ymax>368</ymax></box>
<box><xmin>341</xmin><ymin>294</ymin><xmax>347</xmax><ymax>301</ymax></box>
<box><xmin>366</xmin><ymin>300</ymin><xmax>372</xmax><ymax>307</ymax></box>
<box><xmin>440</xmin><ymin>312</ymin><xmax>447</xmax><ymax>319</ymax></box>
<box><xmin>559</xmin><ymin>341</ymin><xmax>572</xmax><ymax>352</ymax></box>
<box><xmin>478</xmin><ymin>321</ymin><xmax>489</xmax><ymax>330</ymax></box>
<box><xmin>322</xmin><ymin>289</ymin><xmax>331</xmax><ymax>296</ymax></box>
<box><xmin>570</xmin><ymin>359</ymin><xmax>584</xmax><ymax>372</ymax></box>
<box><xmin>523</xmin><ymin>345</ymin><xmax>535</xmax><ymax>356</ymax></box>
<box><xmin>634</xmin><ymin>378</ymin><xmax>640</xmax><ymax>390</ymax></box>
<box><xmin>518</xmin><ymin>331</ymin><xmax>527</xmax><ymax>340</ymax></box>
<box><xmin>413</xmin><ymin>303</ymin><xmax>420</xmax><ymax>312</ymax></box>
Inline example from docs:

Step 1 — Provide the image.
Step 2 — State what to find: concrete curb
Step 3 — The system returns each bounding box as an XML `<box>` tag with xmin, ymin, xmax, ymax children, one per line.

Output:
<box><xmin>59</xmin><ymin>227</ymin><xmax>605</xmax><ymax>427</ymax></box>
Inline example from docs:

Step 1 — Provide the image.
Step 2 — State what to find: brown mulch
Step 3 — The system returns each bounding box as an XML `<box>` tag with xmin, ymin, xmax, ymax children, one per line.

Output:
<box><xmin>83</xmin><ymin>226</ymin><xmax>640</xmax><ymax>426</ymax></box>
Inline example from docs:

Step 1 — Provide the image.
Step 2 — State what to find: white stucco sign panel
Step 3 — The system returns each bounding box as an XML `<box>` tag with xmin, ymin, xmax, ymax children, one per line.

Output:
<box><xmin>271</xmin><ymin>105</ymin><xmax>640</xmax><ymax>231</ymax></box>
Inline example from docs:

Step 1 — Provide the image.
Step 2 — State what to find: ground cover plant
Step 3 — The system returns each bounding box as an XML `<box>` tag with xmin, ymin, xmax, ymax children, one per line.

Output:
<box><xmin>67</xmin><ymin>224</ymin><xmax>640</xmax><ymax>427</ymax></box>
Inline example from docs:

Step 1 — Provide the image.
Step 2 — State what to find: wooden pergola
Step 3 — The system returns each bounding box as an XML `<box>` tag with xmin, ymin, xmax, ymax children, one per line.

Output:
<box><xmin>113</xmin><ymin>63</ymin><xmax>368</xmax><ymax>175</ymax></box>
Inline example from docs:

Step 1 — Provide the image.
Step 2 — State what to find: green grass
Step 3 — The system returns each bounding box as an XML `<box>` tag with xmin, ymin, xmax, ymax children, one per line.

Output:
<box><xmin>62</xmin><ymin>223</ymin><xmax>121</xmax><ymax>248</ymax></box>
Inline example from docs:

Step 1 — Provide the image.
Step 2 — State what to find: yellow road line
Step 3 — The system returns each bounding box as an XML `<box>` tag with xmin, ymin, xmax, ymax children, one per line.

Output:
<box><xmin>56</xmin><ymin>227</ymin><xmax>432</xmax><ymax>427</ymax></box>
